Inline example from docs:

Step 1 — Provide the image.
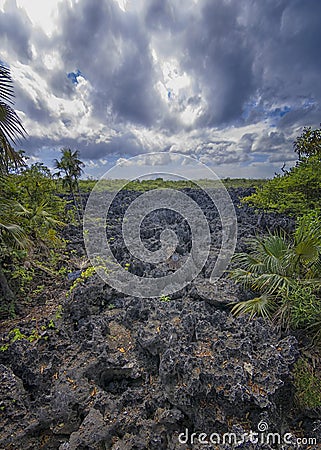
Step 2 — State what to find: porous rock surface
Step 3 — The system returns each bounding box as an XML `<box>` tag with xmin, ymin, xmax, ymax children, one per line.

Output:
<box><xmin>0</xmin><ymin>188</ymin><xmax>317</xmax><ymax>449</ymax></box>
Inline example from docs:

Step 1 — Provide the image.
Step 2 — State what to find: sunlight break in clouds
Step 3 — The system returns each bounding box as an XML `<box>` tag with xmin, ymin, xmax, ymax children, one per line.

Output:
<box><xmin>0</xmin><ymin>0</ymin><xmax>59</xmax><ymax>36</ymax></box>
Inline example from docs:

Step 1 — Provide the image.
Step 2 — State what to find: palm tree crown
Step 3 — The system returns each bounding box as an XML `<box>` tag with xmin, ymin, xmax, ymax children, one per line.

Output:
<box><xmin>54</xmin><ymin>148</ymin><xmax>84</xmax><ymax>191</ymax></box>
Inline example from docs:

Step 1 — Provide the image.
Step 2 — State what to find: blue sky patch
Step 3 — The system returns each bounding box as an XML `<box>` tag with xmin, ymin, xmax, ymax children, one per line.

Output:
<box><xmin>67</xmin><ymin>69</ymin><xmax>84</xmax><ymax>85</ymax></box>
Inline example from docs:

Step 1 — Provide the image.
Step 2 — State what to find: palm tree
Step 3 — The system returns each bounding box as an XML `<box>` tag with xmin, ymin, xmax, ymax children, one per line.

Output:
<box><xmin>54</xmin><ymin>148</ymin><xmax>84</xmax><ymax>223</ymax></box>
<box><xmin>230</xmin><ymin>214</ymin><xmax>321</xmax><ymax>329</ymax></box>
<box><xmin>0</xmin><ymin>63</ymin><xmax>26</xmax><ymax>173</ymax></box>
<box><xmin>230</xmin><ymin>232</ymin><xmax>292</xmax><ymax>319</ymax></box>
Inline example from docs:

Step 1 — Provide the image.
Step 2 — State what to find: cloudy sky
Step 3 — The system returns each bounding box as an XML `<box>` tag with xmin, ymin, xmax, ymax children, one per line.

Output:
<box><xmin>1</xmin><ymin>0</ymin><xmax>320</xmax><ymax>179</ymax></box>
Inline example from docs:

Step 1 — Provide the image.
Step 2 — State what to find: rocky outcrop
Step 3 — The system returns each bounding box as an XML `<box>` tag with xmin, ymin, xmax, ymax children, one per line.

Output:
<box><xmin>1</xmin><ymin>189</ymin><xmax>316</xmax><ymax>449</ymax></box>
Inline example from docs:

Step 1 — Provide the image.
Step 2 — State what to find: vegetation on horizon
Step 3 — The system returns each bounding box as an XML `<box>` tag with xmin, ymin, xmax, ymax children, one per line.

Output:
<box><xmin>79</xmin><ymin>177</ymin><xmax>266</xmax><ymax>193</ymax></box>
<box><xmin>242</xmin><ymin>126</ymin><xmax>321</xmax><ymax>215</ymax></box>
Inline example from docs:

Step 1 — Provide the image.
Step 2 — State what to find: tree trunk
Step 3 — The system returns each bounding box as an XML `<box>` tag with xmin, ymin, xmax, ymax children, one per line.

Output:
<box><xmin>71</xmin><ymin>190</ymin><xmax>82</xmax><ymax>225</ymax></box>
<box><xmin>76</xmin><ymin>183</ymin><xmax>84</xmax><ymax>215</ymax></box>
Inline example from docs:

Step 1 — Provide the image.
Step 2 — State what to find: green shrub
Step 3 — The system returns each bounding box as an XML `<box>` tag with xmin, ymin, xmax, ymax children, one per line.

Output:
<box><xmin>243</xmin><ymin>125</ymin><xmax>321</xmax><ymax>215</ymax></box>
<box><xmin>293</xmin><ymin>358</ymin><xmax>321</xmax><ymax>409</ymax></box>
<box><xmin>230</xmin><ymin>212</ymin><xmax>321</xmax><ymax>334</ymax></box>
<box><xmin>286</xmin><ymin>285</ymin><xmax>321</xmax><ymax>329</ymax></box>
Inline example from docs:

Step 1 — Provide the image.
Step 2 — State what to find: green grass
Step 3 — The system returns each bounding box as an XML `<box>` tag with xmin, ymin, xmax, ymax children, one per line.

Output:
<box><xmin>293</xmin><ymin>357</ymin><xmax>321</xmax><ymax>409</ymax></box>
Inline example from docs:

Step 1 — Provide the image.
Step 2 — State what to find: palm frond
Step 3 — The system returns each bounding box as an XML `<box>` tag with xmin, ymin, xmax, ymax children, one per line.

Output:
<box><xmin>0</xmin><ymin>63</ymin><xmax>27</xmax><ymax>174</ymax></box>
<box><xmin>273</xmin><ymin>299</ymin><xmax>292</xmax><ymax>331</ymax></box>
<box><xmin>28</xmin><ymin>202</ymin><xmax>65</xmax><ymax>229</ymax></box>
<box><xmin>0</xmin><ymin>101</ymin><xmax>26</xmax><ymax>145</ymax></box>
<box><xmin>0</xmin><ymin>65</ymin><xmax>15</xmax><ymax>104</ymax></box>
<box><xmin>230</xmin><ymin>232</ymin><xmax>293</xmax><ymax>296</ymax></box>
<box><xmin>295</xmin><ymin>238</ymin><xmax>319</xmax><ymax>259</ymax></box>
<box><xmin>0</xmin><ymin>220</ymin><xmax>29</xmax><ymax>249</ymax></box>
<box><xmin>229</xmin><ymin>267</ymin><xmax>258</xmax><ymax>288</ymax></box>
<box><xmin>309</xmin><ymin>256</ymin><xmax>321</xmax><ymax>279</ymax></box>
<box><xmin>0</xmin><ymin>196</ymin><xmax>30</xmax><ymax>249</ymax></box>
<box><xmin>295</xmin><ymin>213</ymin><xmax>321</xmax><ymax>246</ymax></box>
<box><xmin>255</xmin><ymin>234</ymin><xmax>289</xmax><ymax>271</ymax></box>
<box><xmin>308</xmin><ymin>319</ymin><xmax>321</xmax><ymax>346</ymax></box>
<box><xmin>54</xmin><ymin>148</ymin><xmax>83</xmax><ymax>191</ymax></box>
<box><xmin>231</xmin><ymin>294</ymin><xmax>276</xmax><ymax>320</ymax></box>
<box><xmin>297</xmin><ymin>215</ymin><xmax>321</xmax><ymax>278</ymax></box>
<box><xmin>0</xmin><ymin>134</ymin><xmax>24</xmax><ymax>170</ymax></box>
<box><xmin>0</xmin><ymin>198</ymin><xmax>29</xmax><ymax>216</ymax></box>
<box><xmin>253</xmin><ymin>273</ymin><xmax>294</xmax><ymax>295</ymax></box>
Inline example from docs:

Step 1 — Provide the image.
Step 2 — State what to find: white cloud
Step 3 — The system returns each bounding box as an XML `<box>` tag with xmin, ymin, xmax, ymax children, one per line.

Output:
<box><xmin>11</xmin><ymin>62</ymin><xmax>119</xmax><ymax>146</ymax></box>
<box><xmin>1</xmin><ymin>0</ymin><xmax>319</xmax><ymax>178</ymax></box>
<box><xmin>0</xmin><ymin>0</ymin><xmax>60</xmax><ymax>36</ymax></box>
<box><xmin>112</xmin><ymin>0</ymin><xmax>129</xmax><ymax>12</ymax></box>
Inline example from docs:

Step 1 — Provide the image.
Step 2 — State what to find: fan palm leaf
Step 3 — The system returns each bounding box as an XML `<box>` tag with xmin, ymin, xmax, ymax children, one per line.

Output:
<box><xmin>0</xmin><ymin>199</ymin><xmax>29</xmax><ymax>249</ymax></box>
<box><xmin>231</xmin><ymin>233</ymin><xmax>292</xmax><ymax>293</ymax></box>
<box><xmin>231</xmin><ymin>294</ymin><xmax>276</xmax><ymax>320</ymax></box>
<box><xmin>27</xmin><ymin>201</ymin><xmax>65</xmax><ymax>231</ymax></box>
<box><xmin>230</xmin><ymin>215</ymin><xmax>321</xmax><ymax>326</ymax></box>
<box><xmin>0</xmin><ymin>102</ymin><xmax>26</xmax><ymax>144</ymax></box>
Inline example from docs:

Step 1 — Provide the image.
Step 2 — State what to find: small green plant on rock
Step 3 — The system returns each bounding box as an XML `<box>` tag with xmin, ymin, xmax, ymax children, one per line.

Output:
<box><xmin>66</xmin><ymin>266</ymin><xmax>96</xmax><ymax>297</ymax></box>
<box><xmin>0</xmin><ymin>327</ymin><xmax>31</xmax><ymax>351</ymax></box>
<box><xmin>9</xmin><ymin>327</ymin><xmax>26</xmax><ymax>343</ymax></box>
<box><xmin>0</xmin><ymin>317</ymin><xmax>58</xmax><ymax>351</ymax></box>
<box><xmin>55</xmin><ymin>305</ymin><xmax>63</xmax><ymax>319</ymax></box>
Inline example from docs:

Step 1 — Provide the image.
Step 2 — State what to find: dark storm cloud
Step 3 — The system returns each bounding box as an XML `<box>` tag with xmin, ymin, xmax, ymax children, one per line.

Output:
<box><xmin>144</xmin><ymin>0</ymin><xmax>176</xmax><ymax>32</ymax></box>
<box><xmin>253</xmin><ymin>130</ymin><xmax>297</xmax><ymax>164</ymax></box>
<box><xmin>258</xmin><ymin>0</ymin><xmax>321</xmax><ymax>99</ymax></box>
<box><xmin>278</xmin><ymin>102</ymin><xmax>320</xmax><ymax>131</ymax></box>
<box><xmin>0</xmin><ymin>0</ymin><xmax>32</xmax><ymax>62</ymax></box>
<box><xmin>238</xmin><ymin>133</ymin><xmax>257</xmax><ymax>154</ymax></box>
<box><xmin>14</xmin><ymin>83</ymin><xmax>53</xmax><ymax>124</ymax></box>
<box><xmin>180</xmin><ymin>0</ymin><xmax>257</xmax><ymax>126</ymax></box>
<box><xmin>55</xmin><ymin>0</ymin><xmax>164</xmax><ymax>127</ymax></box>
<box><xmin>22</xmin><ymin>130</ymin><xmax>146</xmax><ymax>163</ymax></box>
<box><xmin>79</xmin><ymin>132</ymin><xmax>145</xmax><ymax>160</ymax></box>
<box><xmin>174</xmin><ymin>0</ymin><xmax>321</xmax><ymax>130</ymax></box>
<box><xmin>256</xmin><ymin>131</ymin><xmax>288</xmax><ymax>151</ymax></box>
<box><xmin>46</xmin><ymin>70</ymin><xmax>75</xmax><ymax>99</ymax></box>
<box><xmin>2</xmin><ymin>0</ymin><xmax>321</xmax><ymax>173</ymax></box>
<box><xmin>195</xmin><ymin>138</ymin><xmax>252</xmax><ymax>165</ymax></box>
<box><xmin>249</xmin><ymin>0</ymin><xmax>321</xmax><ymax>127</ymax></box>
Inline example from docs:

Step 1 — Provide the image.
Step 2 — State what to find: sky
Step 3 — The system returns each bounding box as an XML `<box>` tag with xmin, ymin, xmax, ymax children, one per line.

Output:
<box><xmin>0</xmin><ymin>0</ymin><xmax>320</xmax><ymax>179</ymax></box>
